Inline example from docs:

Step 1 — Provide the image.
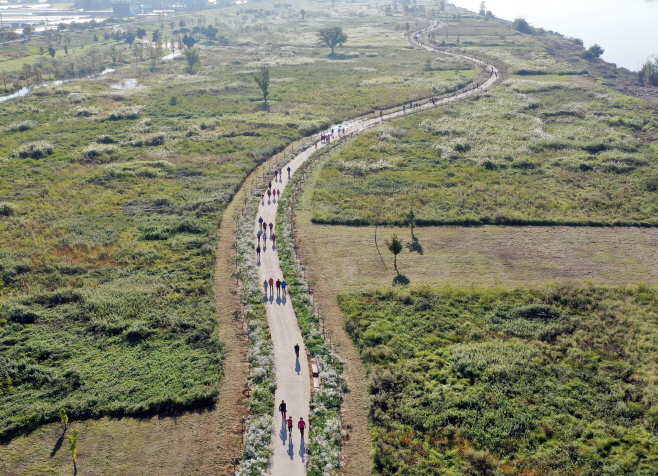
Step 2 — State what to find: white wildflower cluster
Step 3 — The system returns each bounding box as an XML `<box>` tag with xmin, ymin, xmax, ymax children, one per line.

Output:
<box><xmin>4</xmin><ymin>120</ymin><xmax>37</xmax><ymax>133</ymax></box>
<box><xmin>503</xmin><ymin>79</ymin><xmax>572</xmax><ymax>94</ymax></box>
<box><xmin>335</xmin><ymin>158</ymin><xmax>394</xmax><ymax>177</ymax></box>
<box><xmin>74</xmin><ymin>106</ymin><xmax>101</xmax><ymax>117</ymax></box>
<box><xmin>235</xmin><ymin>195</ymin><xmax>277</xmax><ymax>476</ymax></box>
<box><xmin>107</xmin><ymin>105</ymin><xmax>144</xmax><ymax>121</ymax></box>
<box><xmin>80</xmin><ymin>143</ymin><xmax>118</xmax><ymax>162</ymax></box>
<box><xmin>276</xmin><ymin>156</ymin><xmax>347</xmax><ymax>476</ymax></box>
<box><xmin>237</xmin><ymin>415</ymin><xmax>274</xmax><ymax>476</ymax></box>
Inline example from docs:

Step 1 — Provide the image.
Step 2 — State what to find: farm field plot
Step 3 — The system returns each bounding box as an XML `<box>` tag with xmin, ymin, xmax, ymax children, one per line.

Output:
<box><xmin>293</xmin><ymin>212</ymin><xmax>658</xmax><ymax>290</ymax></box>
<box><xmin>339</xmin><ymin>285</ymin><xmax>658</xmax><ymax>475</ymax></box>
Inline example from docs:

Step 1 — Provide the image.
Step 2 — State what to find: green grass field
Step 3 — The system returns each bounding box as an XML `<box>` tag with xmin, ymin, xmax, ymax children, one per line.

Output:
<box><xmin>340</xmin><ymin>285</ymin><xmax>658</xmax><ymax>475</ymax></box>
<box><xmin>309</xmin><ymin>76</ymin><xmax>658</xmax><ymax>226</ymax></box>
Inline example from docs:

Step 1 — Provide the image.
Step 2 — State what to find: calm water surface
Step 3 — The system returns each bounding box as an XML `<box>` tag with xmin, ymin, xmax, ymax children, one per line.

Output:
<box><xmin>454</xmin><ymin>0</ymin><xmax>658</xmax><ymax>71</ymax></box>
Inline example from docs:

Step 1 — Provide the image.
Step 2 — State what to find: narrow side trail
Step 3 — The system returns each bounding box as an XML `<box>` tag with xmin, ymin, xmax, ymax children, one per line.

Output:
<box><xmin>250</xmin><ymin>20</ymin><xmax>499</xmax><ymax>476</ymax></box>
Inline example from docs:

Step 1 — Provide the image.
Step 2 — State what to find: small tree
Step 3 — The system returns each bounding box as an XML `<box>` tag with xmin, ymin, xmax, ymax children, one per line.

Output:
<box><xmin>147</xmin><ymin>43</ymin><xmax>162</xmax><ymax>71</ymax></box>
<box><xmin>133</xmin><ymin>42</ymin><xmax>144</xmax><ymax>61</ymax></box>
<box><xmin>252</xmin><ymin>66</ymin><xmax>270</xmax><ymax>106</ymax></box>
<box><xmin>301</xmin><ymin>9</ymin><xmax>305</xmax><ymax>20</ymax></box>
<box><xmin>21</xmin><ymin>63</ymin><xmax>31</xmax><ymax>88</ymax></box>
<box><xmin>582</xmin><ymin>44</ymin><xmax>604</xmax><ymax>61</ymax></box>
<box><xmin>60</xmin><ymin>407</ymin><xmax>69</xmax><ymax>431</ymax></box>
<box><xmin>48</xmin><ymin>45</ymin><xmax>56</xmax><ymax>58</ymax></box>
<box><xmin>182</xmin><ymin>34</ymin><xmax>196</xmax><ymax>49</ymax></box>
<box><xmin>33</xmin><ymin>66</ymin><xmax>42</xmax><ymax>85</ymax></box>
<box><xmin>136</xmin><ymin>28</ymin><xmax>146</xmax><ymax>39</ymax></box>
<box><xmin>318</xmin><ymin>27</ymin><xmax>348</xmax><ymax>55</ymax></box>
<box><xmin>184</xmin><ymin>47</ymin><xmax>201</xmax><ymax>73</ymax></box>
<box><xmin>639</xmin><ymin>57</ymin><xmax>658</xmax><ymax>86</ymax></box>
<box><xmin>108</xmin><ymin>45</ymin><xmax>118</xmax><ymax>65</ymax></box>
<box><xmin>23</xmin><ymin>25</ymin><xmax>33</xmax><ymax>38</ymax></box>
<box><xmin>512</xmin><ymin>18</ymin><xmax>533</xmax><ymax>34</ymax></box>
<box><xmin>385</xmin><ymin>234</ymin><xmax>404</xmax><ymax>275</ymax></box>
<box><xmin>67</xmin><ymin>428</ymin><xmax>80</xmax><ymax>474</ymax></box>
<box><xmin>152</xmin><ymin>29</ymin><xmax>161</xmax><ymax>42</ymax></box>
<box><xmin>0</xmin><ymin>70</ymin><xmax>8</xmax><ymax>93</ymax></box>
<box><xmin>479</xmin><ymin>1</ymin><xmax>485</xmax><ymax>16</ymax></box>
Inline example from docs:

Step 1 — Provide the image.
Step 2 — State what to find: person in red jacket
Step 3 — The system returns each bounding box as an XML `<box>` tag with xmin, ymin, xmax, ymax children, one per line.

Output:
<box><xmin>298</xmin><ymin>417</ymin><xmax>307</xmax><ymax>440</ymax></box>
<box><xmin>287</xmin><ymin>416</ymin><xmax>293</xmax><ymax>440</ymax></box>
<box><xmin>268</xmin><ymin>277</ymin><xmax>274</xmax><ymax>294</ymax></box>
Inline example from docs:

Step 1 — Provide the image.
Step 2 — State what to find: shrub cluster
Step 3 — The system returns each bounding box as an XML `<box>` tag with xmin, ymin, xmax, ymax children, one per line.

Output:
<box><xmin>12</xmin><ymin>141</ymin><xmax>54</xmax><ymax>159</ymax></box>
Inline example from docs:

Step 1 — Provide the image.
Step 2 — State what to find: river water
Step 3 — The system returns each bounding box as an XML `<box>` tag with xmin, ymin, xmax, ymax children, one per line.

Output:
<box><xmin>454</xmin><ymin>0</ymin><xmax>658</xmax><ymax>71</ymax></box>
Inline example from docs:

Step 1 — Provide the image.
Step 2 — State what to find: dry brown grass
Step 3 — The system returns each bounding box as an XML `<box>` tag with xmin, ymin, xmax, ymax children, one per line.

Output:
<box><xmin>295</xmin><ymin>211</ymin><xmax>658</xmax><ymax>290</ymax></box>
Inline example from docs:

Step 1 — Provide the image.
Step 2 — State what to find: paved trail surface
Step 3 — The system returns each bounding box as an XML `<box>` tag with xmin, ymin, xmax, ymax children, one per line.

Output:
<box><xmin>252</xmin><ymin>20</ymin><xmax>499</xmax><ymax>476</ymax></box>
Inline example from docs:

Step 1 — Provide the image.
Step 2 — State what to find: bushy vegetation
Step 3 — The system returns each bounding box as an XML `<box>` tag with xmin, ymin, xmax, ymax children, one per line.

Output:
<box><xmin>310</xmin><ymin>78</ymin><xmax>658</xmax><ymax>226</ymax></box>
<box><xmin>340</xmin><ymin>285</ymin><xmax>658</xmax><ymax>475</ymax></box>
<box><xmin>639</xmin><ymin>57</ymin><xmax>658</xmax><ymax>86</ymax></box>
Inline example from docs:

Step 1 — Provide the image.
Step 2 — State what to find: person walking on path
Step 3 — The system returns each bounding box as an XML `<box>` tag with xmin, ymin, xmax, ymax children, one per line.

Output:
<box><xmin>263</xmin><ymin>279</ymin><xmax>268</xmax><ymax>297</ymax></box>
<box><xmin>279</xmin><ymin>400</ymin><xmax>287</xmax><ymax>420</ymax></box>
<box><xmin>298</xmin><ymin>417</ymin><xmax>306</xmax><ymax>440</ymax></box>
<box><xmin>287</xmin><ymin>416</ymin><xmax>293</xmax><ymax>440</ymax></box>
<box><xmin>268</xmin><ymin>181</ymin><xmax>272</xmax><ymax>190</ymax></box>
<box><xmin>257</xmin><ymin>230</ymin><xmax>261</xmax><ymax>244</ymax></box>
<box><xmin>281</xmin><ymin>279</ymin><xmax>287</xmax><ymax>296</ymax></box>
<box><xmin>269</xmin><ymin>277</ymin><xmax>274</xmax><ymax>295</ymax></box>
<box><xmin>277</xmin><ymin>189</ymin><xmax>281</xmax><ymax>199</ymax></box>
<box><xmin>273</xmin><ymin>189</ymin><xmax>277</xmax><ymax>201</ymax></box>
<box><xmin>259</xmin><ymin>216</ymin><xmax>263</xmax><ymax>226</ymax></box>
<box><xmin>287</xmin><ymin>166</ymin><xmax>291</xmax><ymax>178</ymax></box>
<box><xmin>274</xmin><ymin>169</ymin><xmax>278</xmax><ymax>181</ymax></box>
<box><xmin>271</xmin><ymin>233</ymin><xmax>276</xmax><ymax>247</ymax></box>
<box><xmin>262</xmin><ymin>222</ymin><xmax>267</xmax><ymax>235</ymax></box>
<box><xmin>294</xmin><ymin>342</ymin><xmax>300</xmax><ymax>359</ymax></box>
<box><xmin>267</xmin><ymin>189</ymin><xmax>271</xmax><ymax>201</ymax></box>
<box><xmin>269</xmin><ymin>222</ymin><xmax>273</xmax><ymax>236</ymax></box>
<box><xmin>276</xmin><ymin>278</ymin><xmax>281</xmax><ymax>297</ymax></box>
<box><xmin>256</xmin><ymin>245</ymin><xmax>261</xmax><ymax>260</ymax></box>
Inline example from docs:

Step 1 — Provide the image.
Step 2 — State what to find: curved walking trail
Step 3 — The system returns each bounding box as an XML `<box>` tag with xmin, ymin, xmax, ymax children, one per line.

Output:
<box><xmin>252</xmin><ymin>20</ymin><xmax>499</xmax><ymax>476</ymax></box>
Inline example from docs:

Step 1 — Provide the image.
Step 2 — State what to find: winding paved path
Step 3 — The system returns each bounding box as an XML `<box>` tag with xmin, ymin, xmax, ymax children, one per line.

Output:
<box><xmin>253</xmin><ymin>20</ymin><xmax>499</xmax><ymax>476</ymax></box>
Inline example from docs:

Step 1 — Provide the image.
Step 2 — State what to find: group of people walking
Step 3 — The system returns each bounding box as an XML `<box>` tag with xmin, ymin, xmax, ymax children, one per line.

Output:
<box><xmin>279</xmin><ymin>400</ymin><xmax>307</xmax><ymax>441</ymax></box>
<box><xmin>264</xmin><ymin>276</ymin><xmax>287</xmax><ymax>298</ymax></box>
<box><xmin>264</xmin><ymin>180</ymin><xmax>282</xmax><ymax>204</ymax></box>
<box><xmin>278</xmin><ymin>342</ymin><xmax>306</xmax><ymax>441</ymax></box>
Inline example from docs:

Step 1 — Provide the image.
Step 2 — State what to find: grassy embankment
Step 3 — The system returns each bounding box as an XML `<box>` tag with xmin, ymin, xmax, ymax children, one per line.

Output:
<box><xmin>340</xmin><ymin>286</ymin><xmax>658</xmax><ymax>475</ymax></box>
<box><xmin>0</xmin><ymin>1</ymin><xmax>470</xmax><ymax>473</ymax></box>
